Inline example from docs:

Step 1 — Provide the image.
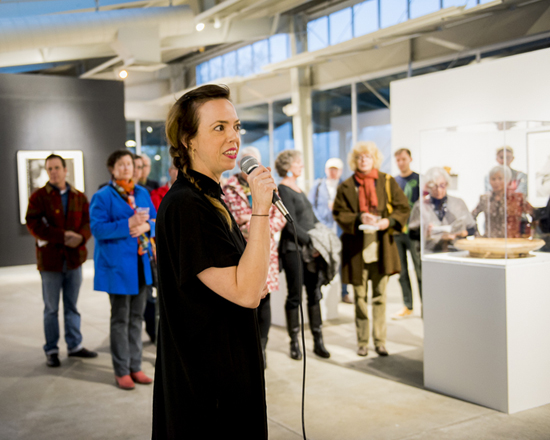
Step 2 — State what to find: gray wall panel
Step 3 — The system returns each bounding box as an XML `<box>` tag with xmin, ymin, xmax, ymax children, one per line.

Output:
<box><xmin>0</xmin><ymin>73</ymin><xmax>125</xmax><ymax>267</ymax></box>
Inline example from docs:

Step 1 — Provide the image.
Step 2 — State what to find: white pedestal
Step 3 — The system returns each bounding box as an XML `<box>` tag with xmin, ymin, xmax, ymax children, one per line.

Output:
<box><xmin>271</xmin><ymin>271</ymin><xmax>341</xmax><ymax>327</ymax></box>
<box><xmin>423</xmin><ymin>251</ymin><xmax>550</xmax><ymax>414</ymax></box>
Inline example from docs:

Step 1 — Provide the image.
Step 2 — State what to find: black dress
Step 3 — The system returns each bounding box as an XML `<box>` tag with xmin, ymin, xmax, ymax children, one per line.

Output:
<box><xmin>152</xmin><ymin>169</ymin><xmax>267</xmax><ymax>439</ymax></box>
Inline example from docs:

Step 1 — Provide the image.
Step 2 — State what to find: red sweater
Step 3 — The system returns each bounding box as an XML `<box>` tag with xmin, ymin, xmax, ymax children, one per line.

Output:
<box><xmin>150</xmin><ymin>184</ymin><xmax>170</xmax><ymax>211</ymax></box>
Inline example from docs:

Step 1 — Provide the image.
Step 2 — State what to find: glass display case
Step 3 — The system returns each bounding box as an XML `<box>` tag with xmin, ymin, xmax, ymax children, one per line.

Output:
<box><xmin>416</xmin><ymin>121</ymin><xmax>550</xmax><ymax>263</ymax></box>
<box><xmin>420</xmin><ymin>121</ymin><xmax>550</xmax><ymax>415</ymax></box>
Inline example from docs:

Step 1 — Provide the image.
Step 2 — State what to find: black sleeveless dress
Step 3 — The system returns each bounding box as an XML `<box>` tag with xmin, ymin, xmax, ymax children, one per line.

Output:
<box><xmin>152</xmin><ymin>169</ymin><xmax>267</xmax><ymax>439</ymax></box>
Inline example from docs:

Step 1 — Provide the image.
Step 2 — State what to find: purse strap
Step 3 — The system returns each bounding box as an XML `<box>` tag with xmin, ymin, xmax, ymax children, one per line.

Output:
<box><xmin>386</xmin><ymin>174</ymin><xmax>393</xmax><ymax>215</ymax></box>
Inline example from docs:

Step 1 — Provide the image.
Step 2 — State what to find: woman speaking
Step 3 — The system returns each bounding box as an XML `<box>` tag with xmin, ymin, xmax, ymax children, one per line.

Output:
<box><xmin>152</xmin><ymin>85</ymin><xmax>274</xmax><ymax>439</ymax></box>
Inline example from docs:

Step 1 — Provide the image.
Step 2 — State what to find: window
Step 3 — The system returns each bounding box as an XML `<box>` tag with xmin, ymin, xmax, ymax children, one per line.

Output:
<box><xmin>353</xmin><ymin>0</ymin><xmax>379</xmax><ymax>37</ymax></box>
<box><xmin>329</xmin><ymin>8</ymin><xmax>353</xmax><ymax>45</ymax></box>
<box><xmin>240</xmin><ymin>104</ymin><xmax>270</xmax><ymax>165</ymax></box>
<box><xmin>237</xmin><ymin>45</ymin><xmax>253</xmax><ymax>77</ymax></box>
<box><xmin>410</xmin><ymin>0</ymin><xmax>440</xmax><ymax>19</ymax></box>
<box><xmin>253</xmin><ymin>40</ymin><xmax>269</xmax><ymax>74</ymax></box>
<box><xmin>273</xmin><ymin>99</ymin><xmax>295</xmax><ymax>159</ymax></box>
<box><xmin>269</xmin><ymin>34</ymin><xmax>290</xmax><ymax>64</ymax></box>
<box><xmin>140</xmin><ymin>121</ymin><xmax>170</xmax><ymax>186</ymax></box>
<box><xmin>312</xmin><ymin>86</ymin><xmax>352</xmax><ymax>180</ymax></box>
<box><xmin>209</xmin><ymin>56</ymin><xmax>223</xmax><ymax>81</ymax></box>
<box><xmin>307</xmin><ymin>16</ymin><xmax>329</xmax><ymax>52</ymax></box>
<box><xmin>196</xmin><ymin>62</ymin><xmax>209</xmax><ymax>85</ymax></box>
<box><xmin>223</xmin><ymin>51</ymin><xmax>237</xmax><ymax>77</ymax></box>
<box><xmin>126</xmin><ymin>121</ymin><xmax>136</xmax><ymax>154</ymax></box>
<box><xmin>380</xmin><ymin>0</ymin><xmax>409</xmax><ymax>28</ymax></box>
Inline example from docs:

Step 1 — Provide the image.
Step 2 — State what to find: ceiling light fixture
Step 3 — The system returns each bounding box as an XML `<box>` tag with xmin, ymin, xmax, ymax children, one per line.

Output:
<box><xmin>196</xmin><ymin>22</ymin><xmax>205</xmax><ymax>32</ymax></box>
<box><xmin>213</xmin><ymin>18</ymin><xmax>221</xmax><ymax>29</ymax></box>
<box><xmin>118</xmin><ymin>69</ymin><xmax>128</xmax><ymax>79</ymax></box>
<box><xmin>146</xmin><ymin>126</ymin><xmax>153</xmax><ymax>133</ymax></box>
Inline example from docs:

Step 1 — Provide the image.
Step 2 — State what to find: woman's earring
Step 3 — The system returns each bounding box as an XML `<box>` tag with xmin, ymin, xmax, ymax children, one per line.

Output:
<box><xmin>287</xmin><ymin>171</ymin><xmax>294</xmax><ymax>177</ymax></box>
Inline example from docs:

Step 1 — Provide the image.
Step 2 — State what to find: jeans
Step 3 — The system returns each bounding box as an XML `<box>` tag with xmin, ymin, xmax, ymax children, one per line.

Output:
<box><xmin>109</xmin><ymin>285</ymin><xmax>148</xmax><ymax>376</ymax></box>
<box><xmin>395</xmin><ymin>233</ymin><xmax>422</xmax><ymax>310</ymax></box>
<box><xmin>40</xmin><ymin>267</ymin><xmax>83</xmax><ymax>355</ymax></box>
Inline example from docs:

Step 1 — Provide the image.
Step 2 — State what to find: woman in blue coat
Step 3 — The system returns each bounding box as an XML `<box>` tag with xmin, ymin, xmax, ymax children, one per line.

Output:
<box><xmin>90</xmin><ymin>150</ymin><xmax>157</xmax><ymax>390</ymax></box>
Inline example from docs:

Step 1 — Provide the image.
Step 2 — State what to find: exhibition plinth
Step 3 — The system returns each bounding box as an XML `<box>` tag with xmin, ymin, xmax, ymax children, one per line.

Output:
<box><xmin>423</xmin><ymin>251</ymin><xmax>550</xmax><ymax>414</ymax></box>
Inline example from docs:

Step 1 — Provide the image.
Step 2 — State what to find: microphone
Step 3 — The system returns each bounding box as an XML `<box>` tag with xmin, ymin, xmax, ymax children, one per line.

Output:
<box><xmin>239</xmin><ymin>156</ymin><xmax>294</xmax><ymax>223</ymax></box>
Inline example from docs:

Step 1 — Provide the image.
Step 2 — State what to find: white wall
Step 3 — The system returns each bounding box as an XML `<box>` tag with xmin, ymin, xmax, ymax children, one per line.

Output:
<box><xmin>390</xmin><ymin>47</ymin><xmax>550</xmax><ymax>169</ymax></box>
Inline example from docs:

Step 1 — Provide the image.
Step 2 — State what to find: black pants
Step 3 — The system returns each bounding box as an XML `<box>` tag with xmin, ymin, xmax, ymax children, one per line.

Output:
<box><xmin>395</xmin><ymin>233</ymin><xmax>422</xmax><ymax>310</ymax></box>
<box><xmin>281</xmin><ymin>250</ymin><xmax>322</xmax><ymax>311</ymax></box>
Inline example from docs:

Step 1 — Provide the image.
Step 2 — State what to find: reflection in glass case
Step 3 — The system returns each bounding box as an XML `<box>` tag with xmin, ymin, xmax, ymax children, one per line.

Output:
<box><xmin>411</xmin><ymin>121</ymin><xmax>550</xmax><ymax>262</ymax></box>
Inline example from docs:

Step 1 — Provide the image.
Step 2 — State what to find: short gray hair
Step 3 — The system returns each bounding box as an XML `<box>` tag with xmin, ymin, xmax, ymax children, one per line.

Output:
<box><xmin>424</xmin><ymin>167</ymin><xmax>451</xmax><ymax>186</ymax></box>
<box><xmin>275</xmin><ymin>150</ymin><xmax>302</xmax><ymax>177</ymax></box>
<box><xmin>489</xmin><ymin>165</ymin><xmax>512</xmax><ymax>183</ymax></box>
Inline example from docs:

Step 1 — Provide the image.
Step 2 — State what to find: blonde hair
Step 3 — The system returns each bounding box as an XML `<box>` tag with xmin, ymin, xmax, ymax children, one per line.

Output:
<box><xmin>348</xmin><ymin>141</ymin><xmax>384</xmax><ymax>171</ymax></box>
<box><xmin>165</xmin><ymin>84</ymin><xmax>233</xmax><ymax>228</ymax></box>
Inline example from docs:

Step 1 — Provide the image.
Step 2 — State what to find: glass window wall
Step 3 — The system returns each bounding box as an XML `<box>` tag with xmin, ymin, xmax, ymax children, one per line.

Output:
<box><xmin>329</xmin><ymin>8</ymin><xmax>353</xmax><ymax>45</ymax></box>
<box><xmin>126</xmin><ymin>121</ymin><xmax>136</xmax><ymax>154</ymax></box>
<box><xmin>273</xmin><ymin>99</ymin><xmax>295</xmax><ymax>159</ymax></box>
<box><xmin>356</xmin><ymin>73</ymin><xmax>405</xmax><ymax>173</ymax></box>
<box><xmin>140</xmin><ymin>121</ymin><xmax>170</xmax><ymax>186</ymax></box>
<box><xmin>380</xmin><ymin>0</ymin><xmax>409</xmax><ymax>28</ymax></box>
<box><xmin>312</xmin><ymin>86</ymin><xmax>352</xmax><ymax>181</ymax></box>
<box><xmin>353</xmin><ymin>0</ymin><xmax>379</xmax><ymax>37</ymax></box>
<box><xmin>410</xmin><ymin>0</ymin><xmax>440</xmax><ymax>19</ymax></box>
<box><xmin>307</xmin><ymin>16</ymin><xmax>329</xmax><ymax>52</ymax></box>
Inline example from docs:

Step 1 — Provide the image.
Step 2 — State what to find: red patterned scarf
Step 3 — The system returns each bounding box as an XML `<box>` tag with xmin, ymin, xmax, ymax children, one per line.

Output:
<box><xmin>354</xmin><ymin>169</ymin><xmax>379</xmax><ymax>213</ymax></box>
<box><xmin>110</xmin><ymin>179</ymin><xmax>154</xmax><ymax>258</ymax></box>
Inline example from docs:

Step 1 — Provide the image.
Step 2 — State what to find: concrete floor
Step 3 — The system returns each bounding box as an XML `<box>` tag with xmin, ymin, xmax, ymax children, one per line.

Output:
<box><xmin>1</xmin><ymin>261</ymin><xmax>549</xmax><ymax>440</ymax></box>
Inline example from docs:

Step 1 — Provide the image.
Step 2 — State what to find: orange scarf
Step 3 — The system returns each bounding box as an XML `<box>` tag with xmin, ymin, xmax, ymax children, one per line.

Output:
<box><xmin>354</xmin><ymin>170</ymin><xmax>378</xmax><ymax>213</ymax></box>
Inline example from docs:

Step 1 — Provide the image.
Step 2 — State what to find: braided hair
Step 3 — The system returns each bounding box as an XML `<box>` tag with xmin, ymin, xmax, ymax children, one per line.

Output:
<box><xmin>165</xmin><ymin>84</ymin><xmax>232</xmax><ymax>228</ymax></box>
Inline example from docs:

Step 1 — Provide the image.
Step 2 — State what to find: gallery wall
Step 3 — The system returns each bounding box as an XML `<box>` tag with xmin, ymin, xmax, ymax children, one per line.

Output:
<box><xmin>0</xmin><ymin>73</ymin><xmax>126</xmax><ymax>267</ymax></box>
<box><xmin>390</xmin><ymin>47</ymin><xmax>550</xmax><ymax>163</ymax></box>
<box><xmin>390</xmin><ymin>47</ymin><xmax>550</xmax><ymax>211</ymax></box>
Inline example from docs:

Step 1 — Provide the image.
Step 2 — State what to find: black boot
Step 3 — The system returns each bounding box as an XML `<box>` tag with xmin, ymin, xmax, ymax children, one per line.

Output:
<box><xmin>260</xmin><ymin>337</ymin><xmax>268</xmax><ymax>369</ymax></box>
<box><xmin>308</xmin><ymin>304</ymin><xmax>331</xmax><ymax>359</ymax></box>
<box><xmin>285</xmin><ymin>308</ymin><xmax>302</xmax><ymax>361</ymax></box>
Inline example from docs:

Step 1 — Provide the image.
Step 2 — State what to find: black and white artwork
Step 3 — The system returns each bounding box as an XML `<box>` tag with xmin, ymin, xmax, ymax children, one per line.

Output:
<box><xmin>17</xmin><ymin>150</ymin><xmax>84</xmax><ymax>224</ymax></box>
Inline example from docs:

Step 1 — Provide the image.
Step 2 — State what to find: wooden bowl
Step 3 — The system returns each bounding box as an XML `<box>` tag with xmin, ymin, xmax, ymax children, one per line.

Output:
<box><xmin>454</xmin><ymin>238</ymin><xmax>545</xmax><ymax>259</ymax></box>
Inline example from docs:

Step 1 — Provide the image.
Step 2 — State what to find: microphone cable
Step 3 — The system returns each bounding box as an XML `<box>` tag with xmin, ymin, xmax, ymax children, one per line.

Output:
<box><xmin>290</xmin><ymin>221</ymin><xmax>307</xmax><ymax>440</ymax></box>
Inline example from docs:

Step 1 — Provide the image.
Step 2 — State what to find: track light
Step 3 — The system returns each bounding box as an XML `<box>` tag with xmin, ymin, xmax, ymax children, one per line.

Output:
<box><xmin>196</xmin><ymin>22</ymin><xmax>205</xmax><ymax>32</ymax></box>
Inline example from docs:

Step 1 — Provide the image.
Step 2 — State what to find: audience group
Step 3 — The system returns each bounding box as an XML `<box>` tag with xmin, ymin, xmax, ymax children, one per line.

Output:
<box><xmin>25</xmin><ymin>139</ymin><xmax>543</xmax><ymax>386</ymax></box>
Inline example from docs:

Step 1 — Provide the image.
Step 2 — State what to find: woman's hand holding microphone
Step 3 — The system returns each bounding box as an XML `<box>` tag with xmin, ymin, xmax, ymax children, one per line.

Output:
<box><xmin>247</xmin><ymin>165</ymin><xmax>277</xmax><ymax>216</ymax></box>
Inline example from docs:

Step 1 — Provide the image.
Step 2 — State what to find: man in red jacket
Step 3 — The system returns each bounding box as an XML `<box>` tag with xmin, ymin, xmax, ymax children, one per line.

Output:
<box><xmin>26</xmin><ymin>154</ymin><xmax>97</xmax><ymax>367</ymax></box>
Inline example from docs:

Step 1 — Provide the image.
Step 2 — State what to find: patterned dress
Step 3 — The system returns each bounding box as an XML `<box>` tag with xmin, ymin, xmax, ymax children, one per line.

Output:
<box><xmin>471</xmin><ymin>192</ymin><xmax>533</xmax><ymax>238</ymax></box>
<box><xmin>223</xmin><ymin>174</ymin><xmax>286</xmax><ymax>292</ymax></box>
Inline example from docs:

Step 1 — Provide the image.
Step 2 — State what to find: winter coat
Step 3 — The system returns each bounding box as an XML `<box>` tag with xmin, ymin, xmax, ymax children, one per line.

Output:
<box><xmin>90</xmin><ymin>184</ymin><xmax>156</xmax><ymax>295</ymax></box>
<box><xmin>333</xmin><ymin>172</ymin><xmax>410</xmax><ymax>286</ymax></box>
<box><xmin>25</xmin><ymin>182</ymin><xmax>91</xmax><ymax>272</ymax></box>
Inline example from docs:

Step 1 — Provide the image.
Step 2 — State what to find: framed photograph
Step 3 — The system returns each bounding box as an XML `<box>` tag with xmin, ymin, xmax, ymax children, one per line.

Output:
<box><xmin>17</xmin><ymin>150</ymin><xmax>85</xmax><ymax>224</ymax></box>
<box><xmin>526</xmin><ymin>131</ymin><xmax>550</xmax><ymax>208</ymax></box>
